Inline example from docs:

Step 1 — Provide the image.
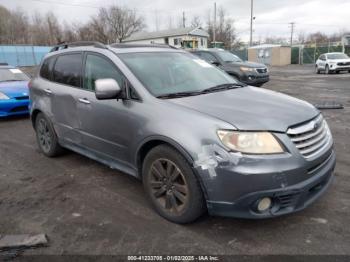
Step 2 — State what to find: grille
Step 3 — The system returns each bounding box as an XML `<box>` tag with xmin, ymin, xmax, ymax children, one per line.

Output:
<box><xmin>287</xmin><ymin>115</ymin><xmax>332</xmax><ymax>159</ymax></box>
<box><xmin>337</xmin><ymin>62</ymin><xmax>350</xmax><ymax>66</ymax></box>
<box><xmin>15</xmin><ymin>96</ymin><xmax>29</xmax><ymax>100</ymax></box>
<box><xmin>277</xmin><ymin>193</ymin><xmax>300</xmax><ymax>208</ymax></box>
<box><xmin>256</xmin><ymin>68</ymin><xmax>268</xmax><ymax>74</ymax></box>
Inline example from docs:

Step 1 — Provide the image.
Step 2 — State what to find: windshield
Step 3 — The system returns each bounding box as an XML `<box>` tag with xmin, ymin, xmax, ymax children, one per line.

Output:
<box><xmin>215</xmin><ymin>51</ymin><xmax>243</xmax><ymax>62</ymax></box>
<box><xmin>0</xmin><ymin>68</ymin><xmax>30</xmax><ymax>82</ymax></box>
<box><xmin>327</xmin><ymin>53</ymin><xmax>349</xmax><ymax>60</ymax></box>
<box><xmin>118</xmin><ymin>52</ymin><xmax>238</xmax><ymax>97</ymax></box>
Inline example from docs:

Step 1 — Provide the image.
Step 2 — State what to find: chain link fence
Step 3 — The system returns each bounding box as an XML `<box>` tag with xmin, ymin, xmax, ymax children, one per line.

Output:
<box><xmin>0</xmin><ymin>45</ymin><xmax>51</xmax><ymax>67</ymax></box>
<box><xmin>291</xmin><ymin>42</ymin><xmax>350</xmax><ymax>64</ymax></box>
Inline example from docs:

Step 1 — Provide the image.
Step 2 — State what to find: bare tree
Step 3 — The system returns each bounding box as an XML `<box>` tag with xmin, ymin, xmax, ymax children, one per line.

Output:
<box><xmin>94</xmin><ymin>6</ymin><xmax>145</xmax><ymax>43</ymax></box>
<box><xmin>205</xmin><ymin>7</ymin><xmax>236</xmax><ymax>48</ymax></box>
<box><xmin>191</xmin><ymin>16</ymin><xmax>202</xmax><ymax>28</ymax></box>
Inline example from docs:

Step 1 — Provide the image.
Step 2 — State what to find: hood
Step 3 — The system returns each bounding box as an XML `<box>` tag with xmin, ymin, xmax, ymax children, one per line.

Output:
<box><xmin>0</xmin><ymin>81</ymin><xmax>29</xmax><ymax>98</ymax></box>
<box><xmin>226</xmin><ymin>61</ymin><xmax>266</xmax><ymax>68</ymax></box>
<box><xmin>329</xmin><ymin>58</ymin><xmax>350</xmax><ymax>63</ymax></box>
<box><xmin>168</xmin><ymin>86</ymin><xmax>319</xmax><ymax>132</ymax></box>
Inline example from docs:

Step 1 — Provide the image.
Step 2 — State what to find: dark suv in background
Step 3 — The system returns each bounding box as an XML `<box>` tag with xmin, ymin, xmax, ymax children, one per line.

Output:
<box><xmin>30</xmin><ymin>42</ymin><xmax>335</xmax><ymax>224</ymax></box>
<box><xmin>191</xmin><ymin>49</ymin><xmax>269</xmax><ymax>87</ymax></box>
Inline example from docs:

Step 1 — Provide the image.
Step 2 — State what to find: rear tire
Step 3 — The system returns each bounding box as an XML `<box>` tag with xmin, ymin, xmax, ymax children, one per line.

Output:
<box><xmin>35</xmin><ymin>113</ymin><xmax>64</xmax><ymax>157</ymax></box>
<box><xmin>315</xmin><ymin>65</ymin><xmax>320</xmax><ymax>74</ymax></box>
<box><xmin>142</xmin><ymin>145</ymin><xmax>206</xmax><ymax>224</ymax></box>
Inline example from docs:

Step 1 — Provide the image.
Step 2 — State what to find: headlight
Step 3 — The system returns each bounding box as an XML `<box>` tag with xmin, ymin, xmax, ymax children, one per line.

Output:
<box><xmin>0</xmin><ymin>92</ymin><xmax>9</xmax><ymax>100</ymax></box>
<box><xmin>217</xmin><ymin>130</ymin><xmax>284</xmax><ymax>154</ymax></box>
<box><xmin>240</xmin><ymin>66</ymin><xmax>254</xmax><ymax>72</ymax></box>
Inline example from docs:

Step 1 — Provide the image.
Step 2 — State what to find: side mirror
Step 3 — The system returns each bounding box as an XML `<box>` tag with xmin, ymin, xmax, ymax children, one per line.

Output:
<box><xmin>95</xmin><ymin>78</ymin><xmax>122</xmax><ymax>100</ymax></box>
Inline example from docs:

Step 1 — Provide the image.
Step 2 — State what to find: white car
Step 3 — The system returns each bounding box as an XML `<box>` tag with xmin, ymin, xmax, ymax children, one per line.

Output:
<box><xmin>315</xmin><ymin>52</ymin><xmax>350</xmax><ymax>74</ymax></box>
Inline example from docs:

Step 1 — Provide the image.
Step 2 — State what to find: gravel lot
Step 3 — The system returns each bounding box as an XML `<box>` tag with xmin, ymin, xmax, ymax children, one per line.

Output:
<box><xmin>0</xmin><ymin>65</ymin><xmax>349</xmax><ymax>256</ymax></box>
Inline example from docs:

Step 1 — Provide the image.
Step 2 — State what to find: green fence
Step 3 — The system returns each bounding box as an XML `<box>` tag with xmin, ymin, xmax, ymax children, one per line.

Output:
<box><xmin>291</xmin><ymin>43</ymin><xmax>350</xmax><ymax>64</ymax></box>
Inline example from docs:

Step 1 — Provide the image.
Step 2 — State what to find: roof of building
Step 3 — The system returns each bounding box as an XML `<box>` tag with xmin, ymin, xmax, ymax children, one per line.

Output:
<box><xmin>248</xmin><ymin>44</ymin><xmax>290</xmax><ymax>49</ymax></box>
<box><xmin>123</xmin><ymin>27</ymin><xmax>209</xmax><ymax>42</ymax></box>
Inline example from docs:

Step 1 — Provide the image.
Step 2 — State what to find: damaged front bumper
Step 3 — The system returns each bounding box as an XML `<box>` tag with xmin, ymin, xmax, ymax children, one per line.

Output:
<box><xmin>195</xmin><ymin>142</ymin><xmax>336</xmax><ymax>219</ymax></box>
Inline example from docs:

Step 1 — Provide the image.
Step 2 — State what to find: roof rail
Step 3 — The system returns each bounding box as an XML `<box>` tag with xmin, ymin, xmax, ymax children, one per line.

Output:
<box><xmin>50</xmin><ymin>41</ymin><xmax>107</xmax><ymax>52</ymax></box>
<box><xmin>110</xmin><ymin>43</ymin><xmax>179</xmax><ymax>49</ymax></box>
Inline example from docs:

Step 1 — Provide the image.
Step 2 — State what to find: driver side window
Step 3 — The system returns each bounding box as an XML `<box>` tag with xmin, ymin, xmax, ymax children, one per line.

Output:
<box><xmin>200</xmin><ymin>52</ymin><xmax>219</xmax><ymax>63</ymax></box>
<box><xmin>84</xmin><ymin>54</ymin><xmax>123</xmax><ymax>91</ymax></box>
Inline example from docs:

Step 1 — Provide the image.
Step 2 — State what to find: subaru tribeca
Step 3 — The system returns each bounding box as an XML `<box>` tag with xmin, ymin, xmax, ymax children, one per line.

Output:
<box><xmin>29</xmin><ymin>42</ymin><xmax>335</xmax><ymax>224</ymax></box>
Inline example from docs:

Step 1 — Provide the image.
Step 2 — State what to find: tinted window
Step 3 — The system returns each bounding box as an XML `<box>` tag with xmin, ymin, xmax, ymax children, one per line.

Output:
<box><xmin>84</xmin><ymin>54</ymin><xmax>123</xmax><ymax>91</ymax></box>
<box><xmin>53</xmin><ymin>53</ymin><xmax>82</xmax><ymax>87</ymax></box>
<box><xmin>40</xmin><ymin>56</ymin><xmax>56</xmax><ymax>80</ymax></box>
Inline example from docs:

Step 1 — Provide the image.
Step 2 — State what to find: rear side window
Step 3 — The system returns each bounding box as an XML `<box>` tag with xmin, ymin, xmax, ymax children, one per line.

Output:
<box><xmin>53</xmin><ymin>53</ymin><xmax>82</xmax><ymax>87</ymax></box>
<box><xmin>83</xmin><ymin>54</ymin><xmax>123</xmax><ymax>91</ymax></box>
<box><xmin>40</xmin><ymin>56</ymin><xmax>56</xmax><ymax>80</ymax></box>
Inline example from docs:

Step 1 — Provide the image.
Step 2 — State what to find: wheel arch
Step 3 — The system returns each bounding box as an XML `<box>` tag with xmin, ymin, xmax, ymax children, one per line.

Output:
<box><xmin>135</xmin><ymin>136</ymin><xmax>209</xmax><ymax>200</ymax></box>
<box><xmin>31</xmin><ymin>109</ymin><xmax>42</xmax><ymax>128</ymax></box>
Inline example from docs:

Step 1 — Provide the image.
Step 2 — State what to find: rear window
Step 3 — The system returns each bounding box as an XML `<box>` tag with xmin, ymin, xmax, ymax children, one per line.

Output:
<box><xmin>40</xmin><ymin>56</ymin><xmax>56</xmax><ymax>80</ymax></box>
<box><xmin>53</xmin><ymin>53</ymin><xmax>82</xmax><ymax>87</ymax></box>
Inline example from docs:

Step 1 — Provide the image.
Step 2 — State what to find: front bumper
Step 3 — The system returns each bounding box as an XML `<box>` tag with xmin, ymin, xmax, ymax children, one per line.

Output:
<box><xmin>196</xmin><ymin>141</ymin><xmax>335</xmax><ymax>219</ymax></box>
<box><xmin>329</xmin><ymin>64</ymin><xmax>350</xmax><ymax>71</ymax></box>
<box><xmin>241</xmin><ymin>73</ymin><xmax>269</xmax><ymax>86</ymax></box>
<box><xmin>0</xmin><ymin>99</ymin><xmax>30</xmax><ymax>117</ymax></box>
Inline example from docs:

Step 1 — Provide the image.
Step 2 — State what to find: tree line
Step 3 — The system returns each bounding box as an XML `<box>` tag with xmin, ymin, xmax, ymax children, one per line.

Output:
<box><xmin>0</xmin><ymin>5</ymin><xmax>146</xmax><ymax>45</ymax></box>
<box><xmin>0</xmin><ymin>4</ymin><xmax>238</xmax><ymax>48</ymax></box>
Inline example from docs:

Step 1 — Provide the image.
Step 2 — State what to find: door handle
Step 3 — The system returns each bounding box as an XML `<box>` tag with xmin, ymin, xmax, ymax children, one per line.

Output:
<box><xmin>78</xmin><ymin>98</ymin><xmax>91</xmax><ymax>104</ymax></box>
<box><xmin>44</xmin><ymin>88</ymin><xmax>52</xmax><ymax>94</ymax></box>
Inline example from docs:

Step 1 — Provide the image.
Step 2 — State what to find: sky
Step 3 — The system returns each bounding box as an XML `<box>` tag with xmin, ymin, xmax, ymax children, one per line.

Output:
<box><xmin>1</xmin><ymin>0</ymin><xmax>350</xmax><ymax>42</ymax></box>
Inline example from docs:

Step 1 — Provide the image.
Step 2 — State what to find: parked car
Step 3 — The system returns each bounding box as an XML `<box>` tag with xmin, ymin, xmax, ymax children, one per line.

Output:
<box><xmin>315</xmin><ymin>52</ymin><xmax>350</xmax><ymax>74</ymax></box>
<box><xmin>30</xmin><ymin>42</ymin><xmax>335</xmax><ymax>224</ymax></box>
<box><xmin>191</xmin><ymin>48</ymin><xmax>269</xmax><ymax>87</ymax></box>
<box><xmin>0</xmin><ymin>64</ymin><xmax>30</xmax><ymax>117</ymax></box>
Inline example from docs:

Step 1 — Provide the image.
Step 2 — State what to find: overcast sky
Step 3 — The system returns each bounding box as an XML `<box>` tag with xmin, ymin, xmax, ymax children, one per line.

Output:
<box><xmin>1</xmin><ymin>0</ymin><xmax>349</xmax><ymax>42</ymax></box>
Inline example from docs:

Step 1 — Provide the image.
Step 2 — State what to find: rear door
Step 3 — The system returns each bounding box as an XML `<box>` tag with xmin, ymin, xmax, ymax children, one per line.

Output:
<box><xmin>50</xmin><ymin>52</ymin><xmax>83</xmax><ymax>144</ymax></box>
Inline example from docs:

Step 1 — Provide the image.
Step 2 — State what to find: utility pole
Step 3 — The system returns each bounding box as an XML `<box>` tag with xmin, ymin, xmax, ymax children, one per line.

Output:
<box><xmin>249</xmin><ymin>0</ymin><xmax>254</xmax><ymax>47</ymax></box>
<box><xmin>182</xmin><ymin>11</ymin><xmax>186</xmax><ymax>28</ymax></box>
<box><xmin>213</xmin><ymin>2</ymin><xmax>216</xmax><ymax>47</ymax></box>
<box><xmin>289</xmin><ymin>22</ymin><xmax>295</xmax><ymax>46</ymax></box>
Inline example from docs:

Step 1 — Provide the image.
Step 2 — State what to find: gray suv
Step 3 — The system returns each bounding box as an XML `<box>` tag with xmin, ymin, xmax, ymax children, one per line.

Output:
<box><xmin>191</xmin><ymin>49</ymin><xmax>269</xmax><ymax>87</ymax></box>
<box><xmin>30</xmin><ymin>42</ymin><xmax>335</xmax><ymax>224</ymax></box>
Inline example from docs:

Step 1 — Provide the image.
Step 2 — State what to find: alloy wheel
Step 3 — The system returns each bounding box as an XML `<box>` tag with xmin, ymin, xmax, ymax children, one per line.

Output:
<box><xmin>148</xmin><ymin>158</ymin><xmax>189</xmax><ymax>214</ymax></box>
<box><xmin>37</xmin><ymin>118</ymin><xmax>52</xmax><ymax>153</ymax></box>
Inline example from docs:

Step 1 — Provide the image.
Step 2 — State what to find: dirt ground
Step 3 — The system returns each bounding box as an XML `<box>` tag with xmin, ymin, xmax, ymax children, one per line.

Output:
<box><xmin>0</xmin><ymin>65</ymin><xmax>349</xmax><ymax>256</ymax></box>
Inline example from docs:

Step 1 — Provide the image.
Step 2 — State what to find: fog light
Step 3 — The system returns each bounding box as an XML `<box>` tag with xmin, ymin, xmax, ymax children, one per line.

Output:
<box><xmin>257</xmin><ymin>197</ymin><xmax>272</xmax><ymax>212</ymax></box>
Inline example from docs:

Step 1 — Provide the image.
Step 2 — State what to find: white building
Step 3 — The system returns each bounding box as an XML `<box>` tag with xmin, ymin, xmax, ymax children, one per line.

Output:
<box><xmin>122</xmin><ymin>27</ymin><xmax>209</xmax><ymax>49</ymax></box>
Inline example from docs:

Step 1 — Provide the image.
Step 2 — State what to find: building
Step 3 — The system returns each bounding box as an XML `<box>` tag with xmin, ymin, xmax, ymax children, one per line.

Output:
<box><xmin>248</xmin><ymin>44</ymin><xmax>291</xmax><ymax>66</ymax></box>
<box><xmin>123</xmin><ymin>27</ymin><xmax>209</xmax><ymax>49</ymax></box>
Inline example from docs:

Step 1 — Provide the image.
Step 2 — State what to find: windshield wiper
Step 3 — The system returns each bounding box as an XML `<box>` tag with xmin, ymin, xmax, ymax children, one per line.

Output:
<box><xmin>201</xmin><ymin>83</ymin><xmax>245</xmax><ymax>93</ymax></box>
<box><xmin>0</xmin><ymin>79</ymin><xmax>21</xmax><ymax>82</ymax></box>
<box><xmin>156</xmin><ymin>90</ymin><xmax>203</xmax><ymax>99</ymax></box>
<box><xmin>157</xmin><ymin>83</ymin><xmax>245</xmax><ymax>99</ymax></box>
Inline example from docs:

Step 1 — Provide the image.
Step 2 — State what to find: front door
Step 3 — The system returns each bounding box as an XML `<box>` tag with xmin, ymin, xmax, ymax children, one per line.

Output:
<box><xmin>77</xmin><ymin>52</ymin><xmax>131</xmax><ymax>166</ymax></box>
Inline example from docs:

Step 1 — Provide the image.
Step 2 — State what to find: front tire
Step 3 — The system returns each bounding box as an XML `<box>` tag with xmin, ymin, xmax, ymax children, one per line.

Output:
<box><xmin>142</xmin><ymin>145</ymin><xmax>206</xmax><ymax>223</ymax></box>
<box><xmin>325</xmin><ymin>65</ymin><xmax>330</xmax><ymax>74</ymax></box>
<box><xmin>35</xmin><ymin>113</ymin><xmax>64</xmax><ymax>157</ymax></box>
